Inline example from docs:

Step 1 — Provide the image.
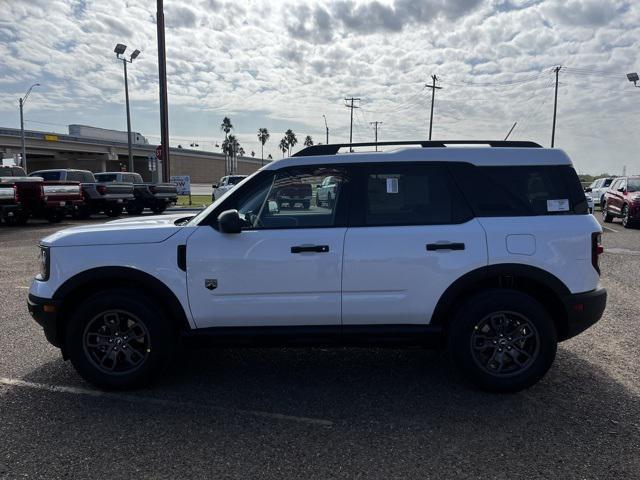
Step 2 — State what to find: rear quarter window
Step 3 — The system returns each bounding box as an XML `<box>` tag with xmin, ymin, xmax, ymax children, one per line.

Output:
<box><xmin>450</xmin><ymin>164</ymin><xmax>588</xmax><ymax>216</ymax></box>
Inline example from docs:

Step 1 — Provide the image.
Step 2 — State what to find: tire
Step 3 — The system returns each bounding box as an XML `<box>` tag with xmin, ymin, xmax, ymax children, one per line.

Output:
<box><xmin>303</xmin><ymin>201</ymin><xmax>310</xmax><ymax>210</ymax></box>
<box><xmin>73</xmin><ymin>206</ymin><xmax>91</xmax><ymax>219</ymax></box>
<box><xmin>4</xmin><ymin>212</ymin><xmax>29</xmax><ymax>226</ymax></box>
<box><xmin>46</xmin><ymin>210</ymin><xmax>64</xmax><ymax>223</ymax></box>
<box><xmin>126</xmin><ymin>203</ymin><xmax>144</xmax><ymax>216</ymax></box>
<box><xmin>151</xmin><ymin>204</ymin><xmax>167</xmax><ymax>214</ymax></box>
<box><xmin>621</xmin><ymin>204</ymin><xmax>632</xmax><ymax>229</ymax></box>
<box><xmin>602</xmin><ymin>201</ymin><xmax>613</xmax><ymax>223</ymax></box>
<box><xmin>600</xmin><ymin>195</ymin><xmax>605</xmax><ymax>209</ymax></box>
<box><xmin>327</xmin><ymin>193</ymin><xmax>333</xmax><ymax>209</ymax></box>
<box><xmin>104</xmin><ymin>205</ymin><xmax>123</xmax><ymax>217</ymax></box>
<box><xmin>65</xmin><ymin>289</ymin><xmax>175</xmax><ymax>390</ymax></box>
<box><xmin>447</xmin><ymin>289</ymin><xmax>557</xmax><ymax>393</ymax></box>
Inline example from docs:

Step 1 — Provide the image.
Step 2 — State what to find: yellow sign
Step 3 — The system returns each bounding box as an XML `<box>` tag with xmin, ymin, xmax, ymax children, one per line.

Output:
<box><xmin>44</xmin><ymin>134</ymin><xmax>58</xmax><ymax>141</ymax></box>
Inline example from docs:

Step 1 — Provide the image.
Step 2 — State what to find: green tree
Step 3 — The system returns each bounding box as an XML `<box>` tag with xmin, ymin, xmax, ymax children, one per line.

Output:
<box><xmin>285</xmin><ymin>129</ymin><xmax>297</xmax><ymax>156</ymax></box>
<box><xmin>257</xmin><ymin>127</ymin><xmax>270</xmax><ymax>166</ymax></box>
<box><xmin>279</xmin><ymin>137</ymin><xmax>288</xmax><ymax>157</ymax></box>
<box><xmin>220</xmin><ymin>117</ymin><xmax>234</xmax><ymax>174</ymax></box>
<box><xmin>303</xmin><ymin>135</ymin><xmax>313</xmax><ymax>147</ymax></box>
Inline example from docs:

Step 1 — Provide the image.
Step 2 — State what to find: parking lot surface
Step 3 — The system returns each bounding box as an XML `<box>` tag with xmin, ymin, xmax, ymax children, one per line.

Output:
<box><xmin>1</xmin><ymin>213</ymin><xmax>639</xmax><ymax>479</ymax></box>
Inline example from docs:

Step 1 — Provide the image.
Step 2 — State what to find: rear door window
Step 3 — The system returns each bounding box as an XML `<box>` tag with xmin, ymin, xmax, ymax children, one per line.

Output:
<box><xmin>450</xmin><ymin>164</ymin><xmax>588</xmax><ymax>216</ymax></box>
<box><xmin>352</xmin><ymin>163</ymin><xmax>473</xmax><ymax>226</ymax></box>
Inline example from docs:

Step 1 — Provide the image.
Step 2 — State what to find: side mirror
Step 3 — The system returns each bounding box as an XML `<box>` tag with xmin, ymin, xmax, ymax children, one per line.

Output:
<box><xmin>212</xmin><ymin>183</ymin><xmax>218</xmax><ymax>189</ymax></box>
<box><xmin>316</xmin><ymin>184</ymin><xmax>322</xmax><ymax>189</ymax></box>
<box><xmin>218</xmin><ymin>209</ymin><xmax>242</xmax><ymax>234</ymax></box>
<box><xmin>584</xmin><ymin>187</ymin><xmax>592</xmax><ymax>193</ymax></box>
<box><xmin>618</xmin><ymin>187</ymin><xmax>625</xmax><ymax>193</ymax></box>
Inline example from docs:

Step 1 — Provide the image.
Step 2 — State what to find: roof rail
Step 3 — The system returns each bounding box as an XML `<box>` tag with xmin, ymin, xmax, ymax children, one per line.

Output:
<box><xmin>293</xmin><ymin>140</ymin><xmax>543</xmax><ymax>157</ymax></box>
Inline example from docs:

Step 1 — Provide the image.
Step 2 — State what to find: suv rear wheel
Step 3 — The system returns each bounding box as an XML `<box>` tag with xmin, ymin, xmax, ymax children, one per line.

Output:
<box><xmin>602</xmin><ymin>201</ymin><xmax>613</xmax><ymax>223</ymax></box>
<box><xmin>65</xmin><ymin>289</ymin><xmax>175</xmax><ymax>389</ymax></box>
<box><xmin>448</xmin><ymin>289</ymin><xmax>557</xmax><ymax>393</ymax></box>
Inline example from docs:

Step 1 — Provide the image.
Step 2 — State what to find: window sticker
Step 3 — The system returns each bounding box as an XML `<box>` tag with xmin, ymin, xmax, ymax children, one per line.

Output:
<box><xmin>386</xmin><ymin>177</ymin><xmax>399</xmax><ymax>194</ymax></box>
<box><xmin>547</xmin><ymin>199</ymin><xmax>569</xmax><ymax>212</ymax></box>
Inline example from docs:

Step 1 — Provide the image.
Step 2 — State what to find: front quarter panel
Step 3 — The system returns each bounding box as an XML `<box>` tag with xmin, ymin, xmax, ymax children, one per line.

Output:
<box><xmin>29</xmin><ymin>227</ymin><xmax>197</xmax><ymax>328</ymax></box>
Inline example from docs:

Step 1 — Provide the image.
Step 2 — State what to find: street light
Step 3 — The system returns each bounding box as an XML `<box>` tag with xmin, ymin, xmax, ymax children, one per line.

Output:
<box><xmin>114</xmin><ymin>43</ymin><xmax>141</xmax><ymax>172</ymax></box>
<box><xmin>627</xmin><ymin>72</ymin><xmax>639</xmax><ymax>87</ymax></box>
<box><xmin>322</xmin><ymin>114</ymin><xmax>329</xmax><ymax>144</ymax></box>
<box><xmin>19</xmin><ymin>83</ymin><xmax>40</xmax><ymax>173</ymax></box>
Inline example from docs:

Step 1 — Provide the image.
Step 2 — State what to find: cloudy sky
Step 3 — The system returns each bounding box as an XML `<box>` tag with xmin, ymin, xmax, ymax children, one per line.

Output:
<box><xmin>0</xmin><ymin>0</ymin><xmax>638</xmax><ymax>174</ymax></box>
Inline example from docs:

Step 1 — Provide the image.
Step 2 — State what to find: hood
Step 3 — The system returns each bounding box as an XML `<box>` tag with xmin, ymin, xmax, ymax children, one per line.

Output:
<box><xmin>41</xmin><ymin>214</ymin><xmax>192</xmax><ymax>247</ymax></box>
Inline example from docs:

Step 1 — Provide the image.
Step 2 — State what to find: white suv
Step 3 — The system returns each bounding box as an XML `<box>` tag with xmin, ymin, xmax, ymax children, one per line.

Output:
<box><xmin>28</xmin><ymin>141</ymin><xmax>606</xmax><ymax>392</ymax></box>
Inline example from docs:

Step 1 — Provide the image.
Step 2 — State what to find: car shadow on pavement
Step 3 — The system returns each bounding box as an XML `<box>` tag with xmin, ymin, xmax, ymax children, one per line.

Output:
<box><xmin>5</xmin><ymin>345</ymin><xmax>639</xmax><ymax>478</ymax></box>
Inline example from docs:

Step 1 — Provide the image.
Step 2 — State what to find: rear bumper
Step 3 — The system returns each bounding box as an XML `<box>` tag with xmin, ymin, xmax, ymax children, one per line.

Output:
<box><xmin>27</xmin><ymin>293</ymin><xmax>61</xmax><ymax>348</ymax></box>
<box><xmin>561</xmin><ymin>287</ymin><xmax>607</xmax><ymax>340</ymax></box>
<box><xmin>0</xmin><ymin>204</ymin><xmax>23</xmax><ymax>217</ymax></box>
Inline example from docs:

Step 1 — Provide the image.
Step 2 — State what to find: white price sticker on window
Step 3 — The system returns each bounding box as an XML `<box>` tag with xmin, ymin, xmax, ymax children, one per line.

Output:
<box><xmin>386</xmin><ymin>177</ymin><xmax>399</xmax><ymax>194</ymax></box>
<box><xmin>547</xmin><ymin>199</ymin><xmax>569</xmax><ymax>212</ymax></box>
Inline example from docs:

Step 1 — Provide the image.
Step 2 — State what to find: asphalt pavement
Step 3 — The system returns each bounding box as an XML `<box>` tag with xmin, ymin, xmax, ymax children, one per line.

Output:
<box><xmin>0</xmin><ymin>212</ymin><xmax>639</xmax><ymax>479</ymax></box>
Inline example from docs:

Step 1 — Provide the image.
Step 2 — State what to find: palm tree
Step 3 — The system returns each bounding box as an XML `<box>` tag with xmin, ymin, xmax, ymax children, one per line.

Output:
<box><xmin>279</xmin><ymin>137</ymin><xmax>288</xmax><ymax>157</ymax></box>
<box><xmin>285</xmin><ymin>129</ymin><xmax>297</xmax><ymax>156</ymax></box>
<box><xmin>238</xmin><ymin>146</ymin><xmax>245</xmax><ymax>157</ymax></box>
<box><xmin>268</xmin><ymin>154</ymin><xmax>273</xmax><ymax>160</ymax></box>
<box><xmin>220</xmin><ymin>117</ymin><xmax>233</xmax><ymax>174</ymax></box>
<box><xmin>304</xmin><ymin>135</ymin><xmax>313</xmax><ymax>147</ymax></box>
<box><xmin>251</xmin><ymin>150</ymin><xmax>255</xmax><ymax>157</ymax></box>
<box><xmin>257</xmin><ymin>127</ymin><xmax>270</xmax><ymax>166</ymax></box>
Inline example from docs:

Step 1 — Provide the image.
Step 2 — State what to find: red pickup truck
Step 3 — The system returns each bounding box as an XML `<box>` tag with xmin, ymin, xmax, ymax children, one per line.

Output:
<box><xmin>0</xmin><ymin>166</ymin><xmax>83</xmax><ymax>224</ymax></box>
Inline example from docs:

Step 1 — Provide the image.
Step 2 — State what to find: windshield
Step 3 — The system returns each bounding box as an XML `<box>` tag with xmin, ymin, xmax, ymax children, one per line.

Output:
<box><xmin>628</xmin><ymin>179</ymin><xmax>640</xmax><ymax>192</ymax></box>
<box><xmin>188</xmin><ymin>171</ymin><xmax>260</xmax><ymax>225</ymax></box>
<box><xmin>30</xmin><ymin>171</ymin><xmax>61</xmax><ymax>181</ymax></box>
<box><xmin>228</xmin><ymin>176</ymin><xmax>246</xmax><ymax>185</ymax></box>
<box><xmin>95</xmin><ymin>174</ymin><xmax>118</xmax><ymax>182</ymax></box>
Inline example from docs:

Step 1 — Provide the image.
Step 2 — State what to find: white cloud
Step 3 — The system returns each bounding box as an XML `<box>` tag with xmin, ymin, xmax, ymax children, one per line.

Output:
<box><xmin>0</xmin><ymin>0</ymin><xmax>638</xmax><ymax>173</ymax></box>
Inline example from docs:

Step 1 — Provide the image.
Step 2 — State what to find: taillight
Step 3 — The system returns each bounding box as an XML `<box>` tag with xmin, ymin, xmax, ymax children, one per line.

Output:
<box><xmin>591</xmin><ymin>232</ymin><xmax>603</xmax><ymax>275</ymax></box>
<box><xmin>39</xmin><ymin>184</ymin><xmax>45</xmax><ymax>199</ymax></box>
<box><xmin>97</xmin><ymin>185</ymin><xmax>107</xmax><ymax>195</ymax></box>
<box><xmin>13</xmin><ymin>185</ymin><xmax>19</xmax><ymax>202</ymax></box>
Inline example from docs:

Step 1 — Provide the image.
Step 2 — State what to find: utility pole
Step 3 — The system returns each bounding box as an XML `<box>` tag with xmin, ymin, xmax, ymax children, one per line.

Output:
<box><xmin>551</xmin><ymin>66</ymin><xmax>561</xmax><ymax>148</ymax></box>
<box><xmin>157</xmin><ymin>0</ymin><xmax>170</xmax><ymax>182</ymax></box>
<box><xmin>323</xmin><ymin>114</ymin><xmax>329</xmax><ymax>144</ymax></box>
<box><xmin>426</xmin><ymin>75</ymin><xmax>441</xmax><ymax>140</ymax></box>
<box><xmin>19</xmin><ymin>83</ymin><xmax>40</xmax><ymax>173</ymax></box>
<box><xmin>370</xmin><ymin>121</ymin><xmax>382</xmax><ymax>151</ymax></box>
<box><xmin>344</xmin><ymin>97</ymin><xmax>360</xmax><ymax>151</ymax></box>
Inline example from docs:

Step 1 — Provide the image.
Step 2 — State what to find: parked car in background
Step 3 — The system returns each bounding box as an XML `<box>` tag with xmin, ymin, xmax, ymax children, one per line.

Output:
<box><xmin>276</xmin><ymin>181</ymin><xmax>312</xmax><ymax>209</ymax></box>
<box><xmin>315</xmin><ymin>175</ymin><xmax>339</xmax><ymax>208</ymax></box>
<box><xmin>602</xmin><ymin>176</ymin><xmax>640</xmax><ymax>228</ymax></box>
<box><xmin>28</xmin><ymin>140</ymin><xmax>605</xmax><ymax>393</ymax></box>
<box><xmin>586</xmin><ymin>194</ymin><xmax>594</xmax><ymax>214</ymax></box>
<box><xmin>212</xmin><ymin>175</ymin><xmax>247</xmax><ymax>201</ymax></box>
<box><xmin>585</xmin><ymin>177</ymin><xmax>614</xmax><ymax>207</ymax></box>
<box><xmin>94</xmin><ymin>172</ymin><xmax>177</xmax><ymax>215</ymax></box>
<box><xmin>29</xmin><ymin>169</ymin><xmax>134</xmax><ymax>218</ymax></box>
<box><xmin>1</xmin><ymin>166</ymin><xmax>83</xmax><ymax>224</ymax></box>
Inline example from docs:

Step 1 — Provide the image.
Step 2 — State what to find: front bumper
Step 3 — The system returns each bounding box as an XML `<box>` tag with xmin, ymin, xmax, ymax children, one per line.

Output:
<box><xmin>27</xmin><ymin>293</ymin><xmax>62</xmax><ymax>348</ymax></box>
<box><xmin>561</xmin><ymin>287</ymin><xmax>607</xmax><ymax>340</ymax></box>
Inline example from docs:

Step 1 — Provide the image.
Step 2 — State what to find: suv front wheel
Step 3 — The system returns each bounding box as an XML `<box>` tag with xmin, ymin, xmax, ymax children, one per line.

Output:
<box><xmin>448</xmin><ymin>289</ymin><xmax>557</xmax><ymax>393</ymax></box>
<box><xmin>602</xmin><ymin>201</ymin><xmax>613</xmax><ymax>223</ymax></box>
<box><xmin>65</xmin><ymin>289</ymin><xmax>175</xmax><ymax>389</ymax></box>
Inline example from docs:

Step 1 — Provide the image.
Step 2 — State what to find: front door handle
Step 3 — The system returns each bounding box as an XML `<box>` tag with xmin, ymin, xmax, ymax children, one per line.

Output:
<box><xmin>426</xmin><ymin>242</ymin><xmax>465</xmax><ymax>251</ymax></box>
<box><xmin>291</xmin><ymin>245</ymin><xmax>330</xmax><ymax>254</ymax></box>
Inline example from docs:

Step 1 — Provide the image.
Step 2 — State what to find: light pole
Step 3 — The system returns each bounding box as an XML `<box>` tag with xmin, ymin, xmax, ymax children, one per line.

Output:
<box><xmin>19</xmin><ymin>83</ymin><xmax>40</xmax><ymax>173</ymax></box>
<box><xmin>114</xmin><ymin>44</ymin><xmax>140</xmax><ymax>173</ymax></box>
<box><xmin>322</xmin><ymin>114</ymin><xmax>329</xmax><ymax>144</ymax></box>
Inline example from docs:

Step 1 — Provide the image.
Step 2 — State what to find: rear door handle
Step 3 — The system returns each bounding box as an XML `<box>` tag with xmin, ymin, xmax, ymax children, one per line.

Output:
<box><xmin>291</xmin><ymin>245</ymin><xmax>330</xmax><ymax>253</ymax></box>
<box><xmin>426</xmin><ymin>242</ymin><xmax>465</xmax><ymax>251</ymax></box>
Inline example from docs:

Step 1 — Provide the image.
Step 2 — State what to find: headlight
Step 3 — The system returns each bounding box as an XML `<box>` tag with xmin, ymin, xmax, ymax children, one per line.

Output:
<box><xmin>38</xmin><ymin>246</ymin><xmax>50</xmax><ymax>281</ymax></box>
